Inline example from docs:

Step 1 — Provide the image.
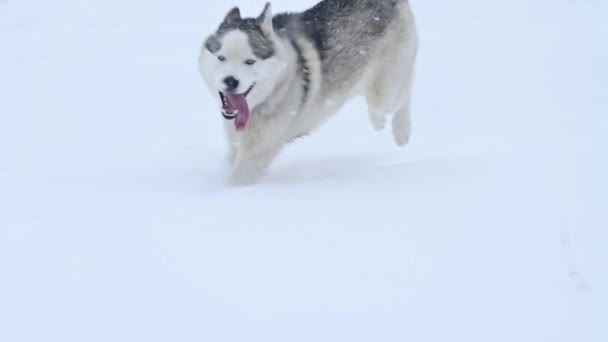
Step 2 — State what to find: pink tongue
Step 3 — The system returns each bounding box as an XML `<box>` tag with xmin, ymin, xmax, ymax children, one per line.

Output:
<box><xmin>225</xmin><ymin>93</ymin><xmax>250</xmax><ymax>131</ymax></box>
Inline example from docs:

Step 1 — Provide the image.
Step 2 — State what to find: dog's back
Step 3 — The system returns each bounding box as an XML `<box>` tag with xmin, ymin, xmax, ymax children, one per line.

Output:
<box><xmin>274</xmin><ymin>0</ymin><xmax>411</xmax><ymax>95</ymax></box>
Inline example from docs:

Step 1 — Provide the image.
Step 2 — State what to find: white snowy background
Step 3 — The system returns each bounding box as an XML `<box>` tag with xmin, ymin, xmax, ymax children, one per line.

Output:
<box><xmin>1</xmin><ymin>0</ymin><xmax>607</xmax><ymax>341</ymax></box>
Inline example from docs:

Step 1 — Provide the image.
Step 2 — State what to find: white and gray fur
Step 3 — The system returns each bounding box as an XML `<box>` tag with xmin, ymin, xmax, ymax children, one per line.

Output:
<box><xmin>199</xmin><ymin>0</ymin><xmax>418</xmax><ymax>185</ymax></box>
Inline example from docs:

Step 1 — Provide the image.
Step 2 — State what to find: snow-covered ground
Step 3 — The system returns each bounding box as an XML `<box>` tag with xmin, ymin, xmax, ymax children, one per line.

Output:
<box><xmin>1</xmin><ymin>0</ymin><xmax>607</xmax><ymax>341</ymax></box>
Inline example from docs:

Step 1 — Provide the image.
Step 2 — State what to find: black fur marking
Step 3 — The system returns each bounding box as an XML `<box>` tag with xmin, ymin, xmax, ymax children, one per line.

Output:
<box><xmin>289</xmin><ymin>39</ymin><xmax>311</xmax><ymax>108</ymax></box>
<box><xmin>205</xmin><ymin>35</ymin><xmax>221</xmax><ymax>53</ymax></box>
<box><xmin>272</xmin><ymin>14</ymin><xmax>312</xmax><ymax>108</ymax></box>
<box><xmin>208</xmin><ymin>18</ymin><xmax>275</xmax><ymax>60</ymax></box>
<box><xmin>287</xmin><ymin>133</ymin><xmax>309</xmax><ymax>145</ymax></box>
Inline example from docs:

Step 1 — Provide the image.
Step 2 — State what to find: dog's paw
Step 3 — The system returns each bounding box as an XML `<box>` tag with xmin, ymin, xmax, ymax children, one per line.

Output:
<box><xmin>228</xmin><ymin>168</ymin><xmax>261</xmax><ymax>186</ymax></box>
<box><xmin>369</xmin><ymin>111</ymin><xmax>387</xmax><ymax>131</ymax></box>
<box><xmin>392</xmin><ymin>121</ymin><xmax>411</xmax><ymax>146</ymax></box>
<box><xmin>229</xmin><ymin>176</ymin><xmax>258</xmax><ymax>187</ymax></box>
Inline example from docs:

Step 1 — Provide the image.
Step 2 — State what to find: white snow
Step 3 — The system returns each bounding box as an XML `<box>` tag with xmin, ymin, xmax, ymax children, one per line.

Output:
<box><xmin>1</xmin><ymin>0</ymin><xmax>607</xmax><ymax>341</ymax></box>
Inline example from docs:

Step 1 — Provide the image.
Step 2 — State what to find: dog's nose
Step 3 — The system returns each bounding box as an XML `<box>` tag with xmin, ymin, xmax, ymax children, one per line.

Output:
<box><xmin>223</xmin><ymin>76</ymin><xmax>239</xmax><ymax>92</ymax></box>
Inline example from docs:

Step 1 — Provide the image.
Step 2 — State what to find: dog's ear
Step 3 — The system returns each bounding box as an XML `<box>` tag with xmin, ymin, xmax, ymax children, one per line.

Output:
<box><xmin>224</xmin><ymin>7</ymin><xmax>241</xmax><ymax>24</ymax></box>
<box><xmin>205</xmin><ymin>35</ymin><xmax>221</xmax><ymax>53</ymax></box>
<box><xmin>257</xmin><ymin>2</ymin><xmax>273</xmax><ymax>35</ymax></box>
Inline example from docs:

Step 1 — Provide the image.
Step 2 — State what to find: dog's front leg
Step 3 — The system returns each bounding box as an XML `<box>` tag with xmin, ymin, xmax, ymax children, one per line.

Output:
<box><xmin>229</xmin><ymin>143</ymin><xmax>283</xmax><ymax>185</ymax></box>
<box><xmin>223</xmin><ymin>121</ymin><xmax>240</xmax><ymax>165</ymax></box>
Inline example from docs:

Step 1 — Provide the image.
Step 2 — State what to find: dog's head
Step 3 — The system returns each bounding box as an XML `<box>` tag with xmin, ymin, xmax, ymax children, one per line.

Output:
<box><xmin>199</xmin><ymin>3</ymin><xmax>284</xmax><ymax>131</ymax></box>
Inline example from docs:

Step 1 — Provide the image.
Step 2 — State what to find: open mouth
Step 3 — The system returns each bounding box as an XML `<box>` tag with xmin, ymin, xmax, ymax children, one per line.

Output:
<box><xmin>220</xmin><ymin>84</ymin><xmax>255</xmax><ymax>131</ymax></box>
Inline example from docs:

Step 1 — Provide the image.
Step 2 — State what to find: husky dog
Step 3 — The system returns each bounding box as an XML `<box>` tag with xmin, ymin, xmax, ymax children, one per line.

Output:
<box><xmin>199</xmin><ymin>0</ymin><xmax>418</xmax><ymax>184</ymax></box>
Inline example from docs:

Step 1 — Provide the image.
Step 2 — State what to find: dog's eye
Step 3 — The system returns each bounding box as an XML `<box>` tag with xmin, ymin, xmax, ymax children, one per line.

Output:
<box><xmin>245</xmin><ymin>59</ymin><xmax>256</xmax><ymax>65</ymax></box>
<box><xmin>218</xmin><ymin>55</ymin><xmax>226</xmax><ymax>62</ymax></box>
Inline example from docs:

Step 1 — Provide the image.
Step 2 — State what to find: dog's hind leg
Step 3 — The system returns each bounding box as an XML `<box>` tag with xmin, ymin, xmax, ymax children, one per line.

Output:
<box><xmin>392</xmin><ymin>67</ymin><xmax>415</xmax><ymax>146</ymax></box>
<box><xmin>365</xmin><ymin>58</ymin><xmax>399</xmax><ymax>132</ymax></box>
<box><xmin>365</xmin><ymin>48</ymin><xmax>415</xmax><ymax>134</ymax></box>
<box><xmin>366</xmin><ymin>62</ymin><xmax>415</xmax><ymax>145</ymax></box>
<box><xmin>366</xmin><ymin>39</ymin><xmax>417</xmax><ymax>145</ymax></box>
<box><xmin>366</xmin><ymin>6</ymin><xmax>417</xmax><ymax>145</ymax></box>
